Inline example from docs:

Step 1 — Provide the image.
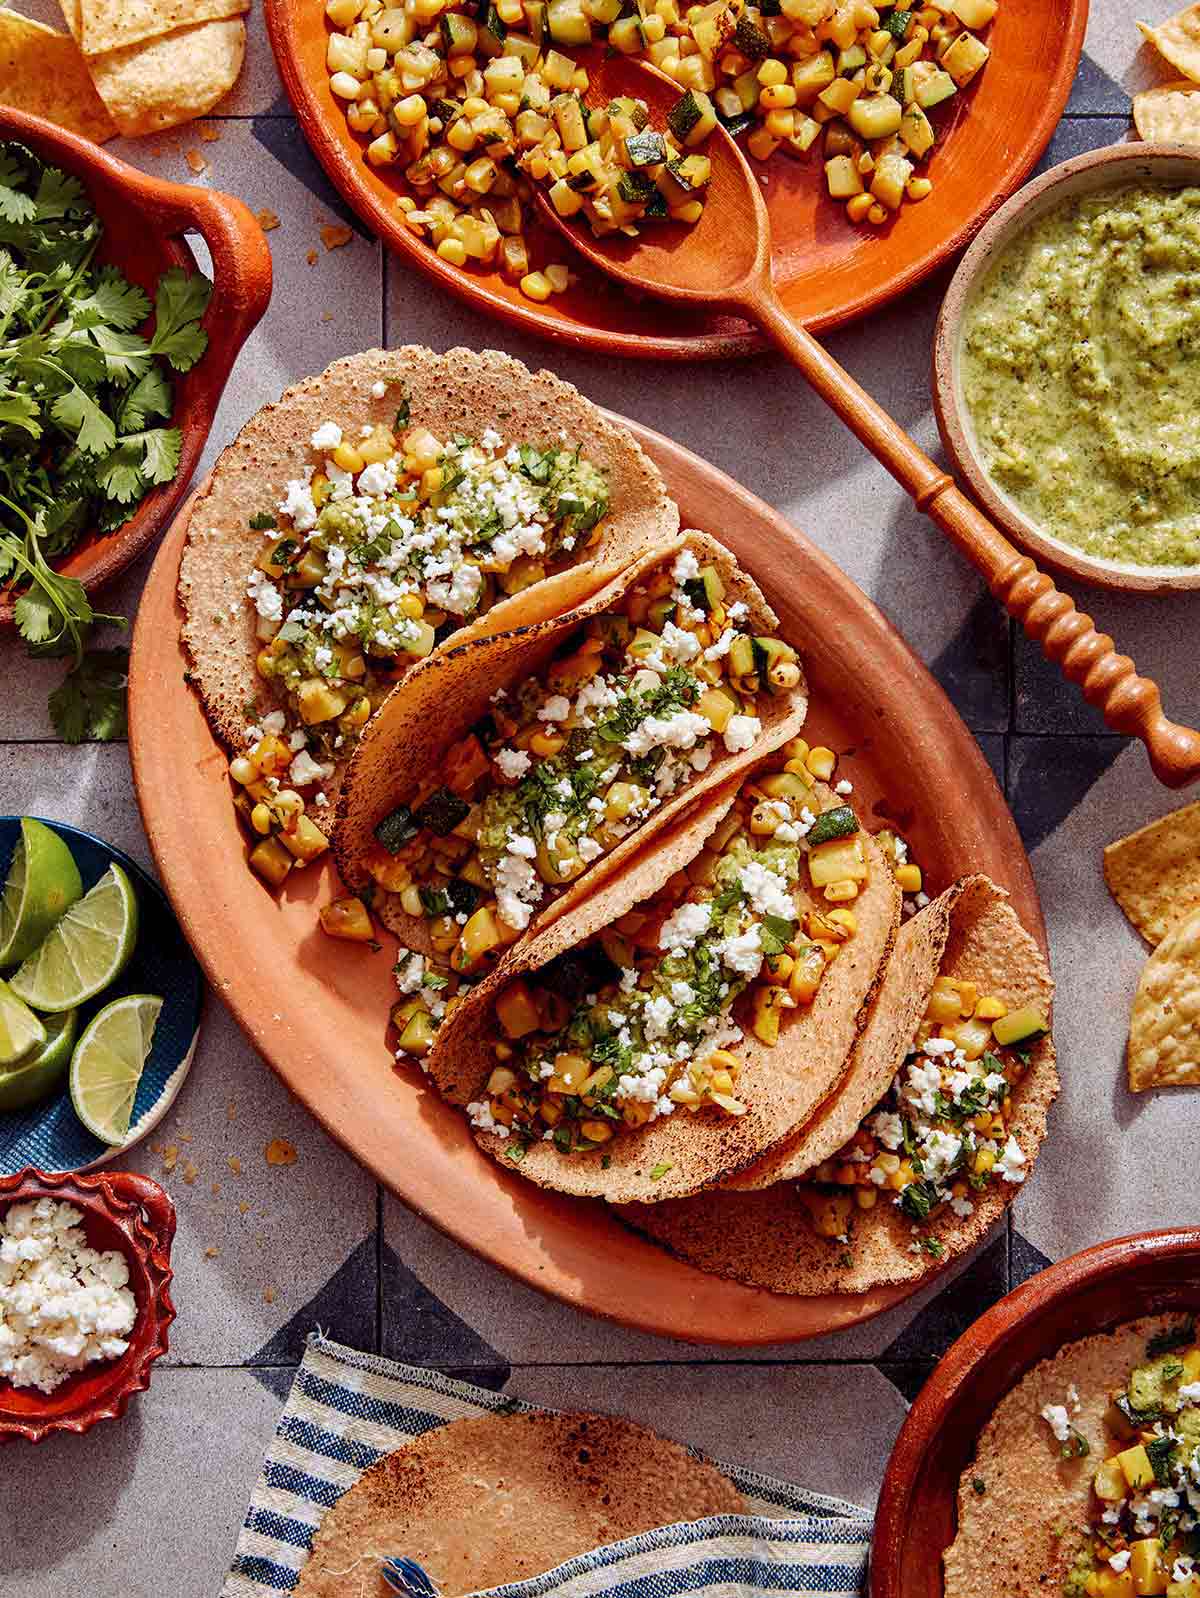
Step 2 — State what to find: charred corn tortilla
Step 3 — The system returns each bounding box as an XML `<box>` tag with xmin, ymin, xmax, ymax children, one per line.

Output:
<box><xmin>294</xmin><ymin>1410</ymin><xmax>745</xmax><ymax>1598</ymax></box>
<box><xmin>723</xmin><ymin>876</ymin><xmax>973</xmax><ymax>1190</ymax></box>
<box><xmin>1104</xmin><ymin>800</ymin><xmax>1200</xmax><ymax>947</ymax></box>
<box><xmin>333</xmin><ymin>531</ymin><xmax>807</xmax><ymax>954</ymax></box>
<box><xmin>1127</xmin><ymin>902</ymin><xmax>1200</xmax><ymax>1089</ymax></box>
<box><xmin>0</xmin><ymin>9</ymin><xmax>117</xmax><ymax>141</ymax></box>
<box><xmin>180</xmin><ymin>347</ymin><xmax>676</xmax><ymax>828</ymax></box>
<box><xmin>618</xmin><ymin>879</ymin><xmax>1056</xmax><ymax>1295</ymax></box>
<box><xmin>425</xmin><ymin>776</ymin><xmax>899</xmax><ymax>1205</ymax></box>
<box><xmin>943</xmin><ymin>1316</ymin><xmax>1179</xmax><ymax>1598</ymax></box>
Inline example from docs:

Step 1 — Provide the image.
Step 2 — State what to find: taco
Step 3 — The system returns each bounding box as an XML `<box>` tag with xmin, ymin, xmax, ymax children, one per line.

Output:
<box><xmin>294</xmin><ymin>1409</ymin><xmax>745</xmax><ymax>1598</ymax></box>
<box><xmin>619</xmin><ymin>876</ymin><xmax>1056</xmax><ymax>1292</ymax></box>
<box><xmin>179</xmin><ymin>346</ymin><xmax>676</xmax><ymax>827</ymax></box>
<box><xmin>944</xmin><ymin>1312</ymin><xmax>1200</xmax><ymax>1598</ymax></box>
<box><xmin>419</xmin><ymin>752</ymin><xmax>899</xmax><ymax>1204</ymax></box>
<box><xmin>333</xmin><ymin>532</ymin><xmax>809</xmax><ymax>981</ymax></box>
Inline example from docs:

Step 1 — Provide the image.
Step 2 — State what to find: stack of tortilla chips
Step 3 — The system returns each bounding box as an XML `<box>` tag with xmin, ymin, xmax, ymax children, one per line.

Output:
<box><xmin>1134</xmin><ymin>3</ymin><xmax>1200</xmax><ymax>142</ymax></box>
<box><xmin>0</xmin><ymin>0</ymin><xmax>247</xmax><ymax>141</ymax></box>
<box><xmin>1105</xmin><ymin>800</ymin><xmax>1200</xmax><ymax>1090</ymax></box>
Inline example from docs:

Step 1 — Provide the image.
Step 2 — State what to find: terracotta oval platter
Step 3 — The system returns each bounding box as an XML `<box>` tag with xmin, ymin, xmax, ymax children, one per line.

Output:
<box><xmin>264</xmin><ymin>0</ymin><xmax>1087</xmax><ymax>359</ymax></box>
<box><xmin>129</xmin><ymin>414</ymin><xmax>1043</xmax><ymax>1344</ymax></box>
<box><xmin>870</xmin><ymin>1227</ymin><xmax>1200</xmax><ymax>1598</ymax></box>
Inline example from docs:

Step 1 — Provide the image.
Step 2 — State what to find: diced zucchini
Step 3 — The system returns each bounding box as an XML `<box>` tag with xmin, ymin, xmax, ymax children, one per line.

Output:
<box><xmin>682</xmin><ymin>564</ymin><xmax>724</xmax><ymax>613</ymax></box>
<box><xmin>666</xmin><ymin>89</ymin><xmax>717</xmax><ymax>146</ymax></box>
<box><xmin>899</xmin><ymin>102</ymin><xmax>935</xmax><ymax>157</ymax></box>
<box><xmin>991</xmin><ymin>1006</ymin><xmax>1049</xmax><ymax>1047</ymax></box>
<box><xmin>605</xmin><ymin>95</ymin><xmax>649</xmax><ymax>130</ymax></box>
<box><xmin>375</xmin><ymin>805</ymin><xmax>419</xmax><ymax>854</ymax></box>
<box><xmin>667</xmin><ymin>153</ymin><xmax>711</xmax><ymax>192</ymax></box>
<box><xmin>914</xmin><ymin>65</ymin><xmax>957</xmax><ymax>108</ymax></box>
<box><xmin>495</xmin><ymin>978</ymin><xmax>541</xmax><ymax>1039</ymax></box>
<box><xmin>477</xmin><ymin>3</ymin><xmax>508</xmax><ymax>51</ymax></box>
<box><xmin>951</xmin><ymin>0</ymin><xmax>997</xmax><ymax>32</ymax></box>
<box><xmin>691</xmin><ymin>0</ymin><xmax>737</xmax><ymax>58</ymax></box>
<box><xmin>807</xmin><ymin>805</ymin><xmax>859</xmax><ymax>846</ymax></box>
<box><xmin>837</xmin><ymin>42</ymin><xmax>866</xmax><ymax>73</ymax></box>
<box><xmin>617</xmin><ymin>169</ymin><xmax>656</xmax><ymax>205</ymax></box>
<box><xmin>733</xmin><ymin>12</ymin><xmax>769</xmax><ymax>58</ymax></box>
<box><xmin>824</xmin><ymin>153</ymin><xmax>863</xmax><ymax>198</ymax></box>
<box><xmin>757</xmin><ymin>771</ymin><xmax>814</xmax><ymax>805</ymax></box>
<box><xmin>941</xmin><ymin>31</ymin><xmax>990</xmax><ymax>86</ymax></box>
<box><xmin>440</xmin><ymin>12</ymin><xmax>478</xmax><ymax>52</ymax></box>
<box><xmin>728</xmin><ymin>634</ymin><xmax>756</xmax><ymax>679</ymax></box>
<box><xmin>882</xmin><ymin>6</ymin><xmax>912</xmax><ymax>38</ymax></box>
<box><xmin>397</xmin><ymin>1009</ymin><xmax>437</xmax><ymax>1056</ymax></box>
<box><xmin>608</xmin><ymin>13</ymin><xmax>645</xmax><ymax>50</ymax></box>
<box><xmin>870</xmin><ymin>150</ymin><xmax>913</xmax><ymax>210</ymax></box>
<box><xmin>792</xmin><ymin>49</ymin><xmax>836</xmax><ymax>103</ymax></box>
<box><xmin>415</xmin><ymin>787</ymin><xmax>471</xmax><ymax>836</ymax></box>
<box><xmin>319</xmin><ymin>896</ymin><xmax>375</xmax><ymax>942</ymax></box>
<box><xmin>625</xmin><ymin>128</ymin><xmax>668</xmax><ymax>167</ymax></box>
<box><xmin>809</xmin><ymin>835</ymin><xmax>868</xmax><ymax>886</ymax></box>
<box><xmin>750</xmin><ymin>634</ymin><xmax>793</xmax><ymax>688</ymax></box>
<box><xmin>550</xmin><ymin>176</ymin><xmax>585</xmax><ymax>215</ymax></box>
<box><xmin>848</xmin><ymin>92</ymin><xmax>902</xmax><ymax>140</ymax></box>
<box><xmin>818</xmin><ymin>76</ymin><xmax>861</xmax><ymax>114</ymax></box>
<box><xmin>552</xmin><ymin>92</ymin><xmax>589</xmax><ymax>151</ymax></box>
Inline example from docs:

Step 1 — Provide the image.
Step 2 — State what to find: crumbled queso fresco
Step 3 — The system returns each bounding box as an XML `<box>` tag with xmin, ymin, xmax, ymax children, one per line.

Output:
<box><xmin>0</xmin><ymin>1199</ymin><xmax>137</xmax><ymax>1395</ymax></box>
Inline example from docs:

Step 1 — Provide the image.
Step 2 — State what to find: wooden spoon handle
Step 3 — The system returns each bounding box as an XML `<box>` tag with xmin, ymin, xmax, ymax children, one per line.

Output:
<box><xmin>749</xmin><ymin>290</ymin><xmax>1200</xmax><ymax>789</ymax></box>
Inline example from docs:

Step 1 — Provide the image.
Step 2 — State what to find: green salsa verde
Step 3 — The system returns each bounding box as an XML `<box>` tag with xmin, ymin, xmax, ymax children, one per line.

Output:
<box><xmin>960</xmin><ymin>183</ymin><xmax>1200</xmax><ymax>569</ymax></box>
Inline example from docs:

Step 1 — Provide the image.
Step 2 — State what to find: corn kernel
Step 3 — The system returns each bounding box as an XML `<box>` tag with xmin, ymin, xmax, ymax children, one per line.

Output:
<box><xmin>437</xmin><ymin>236</ymin><xmax>468</xmax><ymax>265</ymax></box>
<box><xmin>760</xmin><ymin>83</ymin><xmax>797</xmax><ymax>108</ymax></box>
<box><xmin>230</xmin><ymin>756</ymin><xmax>256</xmax><ymax>786</ymax></box>
<box><xmin>545</xmin><ymin>263</ymin><xmax>570</xmax><ymax>291</ymax></box>
<box><xmin>332</xmin><ymin>441</ymin><xmax>365</xmax><ymax>473</ymax></box>
<box><xmin>846</xmin><ymin>191</ymin><xmax>874</xmax><ymax>223</ymax></box>
<box><xmin>906</xmin><ymin>176</ymin><xmax>933</xmax><ymax>201</ymax></box>
<box><xmin>975</xmin><ymin>996</ymin><xmax>1007</xmax><ymax>1021</ymax></box>
<box><xmin>520</xmin><ymin>270</ymin><xmax>553</xmax><ymax>302</ymax></box>
<box><xmin>805</xmin><ymin>745</ymin><xmax>836</xmax><ymax>780</ymax></box>
<box><xmin>895</xmin><ymin>863</ymin><xmax>922</xmax><ymax>893</ymax></box>
<box><xmin>757</xmin><ymin>57</ymin><xmax>788</xmax><ymax>85</ymax></box>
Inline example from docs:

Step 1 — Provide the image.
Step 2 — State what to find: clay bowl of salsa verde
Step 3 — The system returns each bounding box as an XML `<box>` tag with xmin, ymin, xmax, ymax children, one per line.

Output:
<box><xmin>933</xmin><ymin>144</ymin><xmax>1200</xmax><ymax>594</ymax></box>
<box><xmin>870</xmin><ymin>1226</ymin><xmax>1200</xmax><ymax>1598</ymax></box>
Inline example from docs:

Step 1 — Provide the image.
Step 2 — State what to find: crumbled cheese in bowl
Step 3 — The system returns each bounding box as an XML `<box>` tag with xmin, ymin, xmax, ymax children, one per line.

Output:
<box><xmin>0</xmin><ymin>1198</ymin><xmax>137</xmax><ymax>1395</ymax></box>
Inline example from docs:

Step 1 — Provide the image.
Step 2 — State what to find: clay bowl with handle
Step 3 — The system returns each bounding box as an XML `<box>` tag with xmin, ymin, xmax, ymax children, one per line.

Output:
<box><xmin>0</xmin><ymin>1166</ymin><xmax>177</xmax><ymax>1443</ymax></box>
<box><xmin>933</xmin><ymin>141</ymin><xmax>1200</xmax><ymax>596</ymax></box>
<box><xmin>534</xmin><ymin>53</ymin><xmax>1200</xmax><ymax>791</ymax></box>
<box><xmin>0</xmin><ymin>108</ymin><xmax>273</xmax><ymax>627</ymax></box>
<box><xmin>870</xmin><ymin>1226</ymin><xmax>1200</xmax><ymax>1597</ymax></box>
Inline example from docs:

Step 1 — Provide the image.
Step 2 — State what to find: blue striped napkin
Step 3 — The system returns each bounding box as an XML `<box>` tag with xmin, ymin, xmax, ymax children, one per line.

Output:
<box><xmin>223</xmin><ymin>1333</ymin><xmax>872</xmax><ymax>1598</ymax></box>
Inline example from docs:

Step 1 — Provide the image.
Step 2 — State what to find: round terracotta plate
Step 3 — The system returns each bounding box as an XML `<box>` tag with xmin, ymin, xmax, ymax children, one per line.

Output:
<box><xmin>264</xmin><ymin>0</ymin><xmax>1087</xmax><ymax>359</ymax></box>
<box><xmin>128</xmin><ymin>415</ymin><xmax>1042</xmax><ymax>1345</ymax></box>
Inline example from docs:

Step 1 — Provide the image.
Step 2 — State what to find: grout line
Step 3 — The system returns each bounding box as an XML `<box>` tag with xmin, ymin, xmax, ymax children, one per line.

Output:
<box><xmin>160</xmin><ymin>1355</ymin><xmax>953</xmax><ymax>1372</ymax></box>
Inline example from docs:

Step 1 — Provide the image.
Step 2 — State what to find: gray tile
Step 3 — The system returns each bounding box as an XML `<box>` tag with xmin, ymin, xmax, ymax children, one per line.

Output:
<box><xmin>3</xmin><ymin>1368</ymin><xmax>281</xmax><ymax>1598</ymax></box>
<box><xmin>1038</xmin><ymin>117</ymin><xmax>1135</xmax><ymax>171</ymax></box>
<box><xmin>1008</xmin><ymin>734</ymin><xmax>1127</xmax><ymax>853</ymax></box>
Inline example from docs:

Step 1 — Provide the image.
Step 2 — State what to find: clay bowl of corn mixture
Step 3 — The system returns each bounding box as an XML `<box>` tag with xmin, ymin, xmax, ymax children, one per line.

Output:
<box><xmin>265</xmin><ymin>0</ymin><xmax>1086</xmax><ymax>358</ymax></box>
<box><xmin>870</xmin><ymin>1227</ymin><xmax>1200</xmax><ymax>1598</ymax></box>
<box><xmin>0</xmin><ymin>109</ymin><xmax>271</xmax><ymax>626</ymax></box>
<box><xmin>0</xmin><ymin>1167</ymin><xmax>176</xmax><ymax>1443</ymax></box>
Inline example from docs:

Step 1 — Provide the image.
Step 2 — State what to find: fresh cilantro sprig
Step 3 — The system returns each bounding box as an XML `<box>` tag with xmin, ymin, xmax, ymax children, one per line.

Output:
<box><xmin>0</xmin><ymin>142</ymin><xmax>212</xmax><ymax>734</ymax></box>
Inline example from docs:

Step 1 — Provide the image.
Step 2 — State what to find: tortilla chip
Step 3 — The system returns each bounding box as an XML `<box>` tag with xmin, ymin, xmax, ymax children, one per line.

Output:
<box><xmin>724</xmin><ymin>875</ymin><xmax>973</xmax><ymax>1188</ymax></box>
<box><xmin>1133</xmin><ymin>78</ymin><xmax>1200</xmax><ymax>141</ymax></box>
<box><xmin>78</xmin><ymin>0</ymin><xmax>247</xmax><ymax>57</ymax></box>
<box><xmin>619</xmin><ymin>879</ymin><xmax>1057</xmax><ymax>1295</ymax></box>
<box><xmin>0</xmin><ymin>10</ymin><xmax>116</xmax><ymax>142</ymax></box>
<box><xmin>429</xmin><ymin>778</ymin><xmax>899</xmax><ymax>1205</ymax></box>
<box><xmin>59</xmin><ymin>0</ymin><xmax>244</xmax><ymax>136</ymax></box>
<box><xmin>1127</xmin><ymin>902</ymin><xmax>1200</xmax><ymax>1089</ymax></box>
<box><xmin>294</xmin><ymin>1411</ymin><xmax>745</xmax><ymax>1598</ymax></box>
<box><xmin>180</xmin><ymin>347</ymin><xmax>677</xmax><ymax>831</ymax></box>
<box><xmin>1139</xmin><ymin>5</ymin><xmax>1200</xmax><ymax>82</ymax></box>
<box><xmin>333</xmin><ymin>531</ymin><xmax>808</xmax><ymax>955</ymax></box>
<box><xmin>944</xmin><ymin>1317</ymin><xmax>1176</xmax><ymax>1598</ymax></box>
<box><xmin>1103</xmin><ymin>800</ymin><xmax>1200</xmax><ymax>946</ymax></box>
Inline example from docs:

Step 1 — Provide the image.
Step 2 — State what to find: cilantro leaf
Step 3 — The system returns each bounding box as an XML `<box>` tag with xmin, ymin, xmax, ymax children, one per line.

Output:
<box><xmin>90</xmin><ymin>324</ymin><xmax>152</xmax><ymax>381</ymax></box>
<box><xmin>0</xmin><ymin>387</ymin><xmax>40</xmax><ymax>437</ymax></box>
<box><xmin>71</xmin><ymin>266</ymin><xmax>151</xmax><ymax>331</ymax></box>
<box><xmin>13</xmin><ymin>585</ymin><xmax>56</xmax><ymax>645</ymax></box>
<box><xmin>48</xmin><ymin>649</ymin><xmax>129</xmax><ymax>743</ymax></box>
<box><xmin>0</xmin><ymin>149</ymin><xmax>36</xmax><ymax>225</ymax></box>
<box><xmin>51</xmin><ymin>383</ymin><xmax>117</xmax><ymax>456</ymax></box>
<box><xmin>34</xmin><ymin>166</ymin><xmax>87</xmax><ymax>222</ymax></box>
<box><xmin>118</xmin><ymin>366</ymin><xmax>172</xmax><ymax>431</ymax></box>
<box><xmin>148</xmin><ymin>267</ymin><xmax>212</xmax><ymax>371</ymax></box>
<box><xmin>137</xmin><ymin>427</ymin><xmax>182</xmax><ymax>485</ymax></box>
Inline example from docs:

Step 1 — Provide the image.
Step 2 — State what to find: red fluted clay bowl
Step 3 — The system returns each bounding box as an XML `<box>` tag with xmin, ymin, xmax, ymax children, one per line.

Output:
<box><xmin>871</xmin><ymin>1227</ymin><xmax>1200</xmax><ymax>1597</ymax></box>
<box><xmin>0</xmin><ymin>1167</ymin><xmax>176</xmax><ymax>1443</ymax></box>
<box><xmin>0</xmin><ymin>108</ymin><xmax>272</xmax><ymax>627</ymax></box>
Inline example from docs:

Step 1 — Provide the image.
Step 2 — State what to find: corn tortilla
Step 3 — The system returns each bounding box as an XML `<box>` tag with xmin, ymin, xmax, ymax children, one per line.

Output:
<box><xmin>58</xmin><ymin>0</ymin><xmax>244</xmax><ymax>136</ymax></box>
<box><xmin>0</xmin><ymin>9</ymin><xmax>116</xmax><ymax>142</ymax></box>
<box><xmin>1127</xmin><ymin>901</ymin><xmax>1200</xmax><ymax>1089</ymax></box>
<box><xmin>294</xmin><ymin>1410</ymin><xmax>745</xmax><ymax>1598</ymax></box>
<box><xmin>180</xmin><ymin>347</ymin><xmax>677</xmax><ymax>830</ymax></box>
<box><xmin>723</xmin><ymin>875</ymin><xmax>973</xmax><ymax>1190</ymax></box>
<box><xmin>943</xmin><ymin>1316</ymin><xmax>1177</xmax><ymax>1598</ymax></box>
<box><xmin>1104</xmin><ymin>799</ymin><xmax>1200</xmax><ymax>946</ymax></box>
<box><xmin>619</xmin><ymin>879</ymin><xmax>1056</xmax><ymax>1294</ymax></box>
<box><xmin>1138</xmin><ymin>4</ymin><xmax>1200</xmax><ymax>81</ymax></box>
<box><xmin>426</xmin><ymin>776</ymin><xmax>898</xmax><ymax>1205</ymax></box>
<box><xmin>332</xmin><ymin>531</ymin><xmax>808</xmax><ymax>956</ymax></box>
<box><xmin>77</xmin><ymin>0</ymin><xmax>248</xmax><ymax>57</ymax></box>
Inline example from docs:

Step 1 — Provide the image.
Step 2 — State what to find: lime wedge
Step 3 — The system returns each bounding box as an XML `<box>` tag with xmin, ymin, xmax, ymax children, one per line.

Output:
<box><xmin>0</xmin><ymin>1008</ymin><xmax>77</xmax><ymax>1112</ymax></box>
<box><xmin>0</xmin><ymin>818</ymin><xmax>83</xmax><ymax>969</ymax></box>
<box><xmin>0</xmin><ymin>977</ymin><xmax>46</xmax><ymax>1068</ymax></box>
<box><xmin>10</xmin><ymin>863</ymin><xmax>138</xmax><ymax>1014</ymax></box>
<box><xmin>69</xmin><ymin>993</ymin><xmax>162</xmax><ymax>1146</ymax></box>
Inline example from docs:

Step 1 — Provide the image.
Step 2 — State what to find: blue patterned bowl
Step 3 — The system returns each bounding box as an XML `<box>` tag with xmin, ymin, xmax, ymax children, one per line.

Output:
<box><xmin>0</xmin><ymin>819</ymin><xmax>203</xmax><ymax>1176</ymax></box>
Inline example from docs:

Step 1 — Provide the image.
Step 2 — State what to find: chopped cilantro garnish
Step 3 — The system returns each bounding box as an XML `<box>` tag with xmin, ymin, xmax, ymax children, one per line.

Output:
<box><xmin>1146</xmin><ymin>1434</ymin><xmax>1175</xmax><ymax>1485</ymax></box>
<box><xmin>898</xmin><ymin>1178</ymin><xmax>940</xmax><ymax>1221</ymax></box>
<box><xmin>249</xmin><ymin>511</ymin><xmax>277</xmax><ymax>530</ymax></box>
<box><xmin>649</xmin><ymin>1162</ymin><xmax>672</xmax><ymax>1180</ymax></box>
<box><xmin>971</xmin><ymin>1478</ymin><xmax>986</xmax><ymax>1496</ymax></box>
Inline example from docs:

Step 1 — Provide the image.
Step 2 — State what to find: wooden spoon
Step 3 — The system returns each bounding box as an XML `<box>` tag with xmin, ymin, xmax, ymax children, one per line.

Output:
<box><xmin>535</xmin><ymin>53</ymin><xmax>1200</xmax><ymax>789</ymax></box>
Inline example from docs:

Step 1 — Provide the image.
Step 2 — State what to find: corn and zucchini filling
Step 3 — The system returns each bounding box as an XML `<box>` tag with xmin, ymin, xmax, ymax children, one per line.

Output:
<box><xmin>797</xmin><ymin>978</ymin><xmax>1048</xmax><ymax>1250</ymax></box>
<box><xmin>366</xmin><ymin>549</ymin><xmax>800</xmax><ymax>975</ymax></box>
<box><xmin>321</xmin><ymin>0</ymin><xmax>994</xmax><ymax>300</ymax></box>
<box><xmin>452</xmin><ymin>744</ymin><xmax>866</xmax><ymax>1153</ymax></box>
<box><xmin>235</xmin><ymin>409</ymin><xmax>609</xmax><ymax>859</ymax></box>
<box><xmin>1054</xmin><ymin>1320</ymin><xmax>1200</xmax><ymax>1598</ymax></box>
<box><xmin>227</xmin><ymin>734</ymin><xmax>333</xmax><ymax>889</ymax></box>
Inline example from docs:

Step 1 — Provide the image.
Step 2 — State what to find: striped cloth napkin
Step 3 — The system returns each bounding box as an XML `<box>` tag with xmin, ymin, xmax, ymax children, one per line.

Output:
<box><xmin>223</xmin><ymin>1333</ymin><xmax>873</xmax><ymax>1598</ymax></box>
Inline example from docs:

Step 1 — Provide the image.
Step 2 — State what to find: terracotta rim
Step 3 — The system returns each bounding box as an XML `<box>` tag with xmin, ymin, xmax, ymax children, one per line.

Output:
<box><xmin>0</xmin><ymin>1167</ymin><xmax>176</xmax><ymax>1443</ymax></box>
<box><xmin>870</xmin><ymin>1226</ymin><xmax>1200</xmax><ymax>1595</ymax></box>
<box><xmin>933</xmin><ymin>141</ymin><xmax>1200</xmax><ymax>594</ymax></box>
<box><xmin>128</xmin><ymin>408</ymin><xmax>1042</xmax><ymax>1344</ymax></box>
<box><xmin>263</xmin><ymin>0</ymin><xmax>1087</xmax><ymax>359</ymax></box>
<box><xmin>0</xmin><ymin>108</ymin><xmax>272</xmax><ymax>627</ymax></box>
